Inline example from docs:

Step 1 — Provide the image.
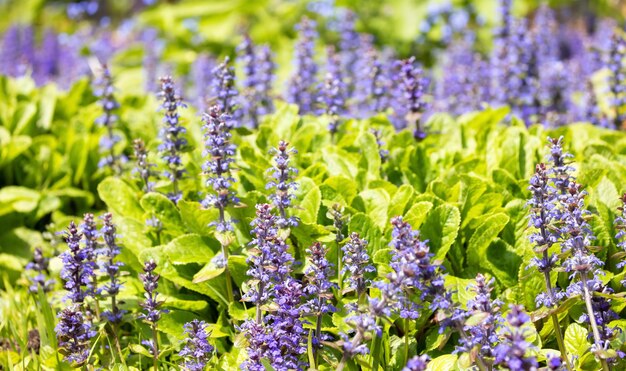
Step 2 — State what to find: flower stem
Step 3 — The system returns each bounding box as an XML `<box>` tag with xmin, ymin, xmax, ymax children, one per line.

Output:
<box><xmin>314</xmin><ymin>314</ymin><xmax>322</xmax><ymax>367</ymax></box>
<box><xmin>580</xmin><ymin>272</ymin><xmax>610</xmax><ymax>371</ymax></box>
<box><xmin>151</xmin><ymin>325</ymin><xmax>159</xmax><ymax>371</ymax></box>
<box><xmin>541</xmin><ymin>266</ymin><xmax>573</xmax><ymax>371</ymax></box>
<box><xmin>218</xmin><ymin>207</ymin><xmax>235</xmax><ymax>304</ymax></box>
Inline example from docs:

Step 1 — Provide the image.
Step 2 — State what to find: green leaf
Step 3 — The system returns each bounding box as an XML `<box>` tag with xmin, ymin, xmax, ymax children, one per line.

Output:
<box><xmin>467</xmin><ymin>213</ymin><xmax>510</xmax><ymax>268</ymax></box>
<box><xmin>178</xmin><ymin>200</ymin><xmax>219</xmax><ymax>236</ymax></box>
<box><xmin>293</xmin><ymin>177</ymin><xmax>320</xmax><ymax>224</ymax></box>
<box><xmin>388</xmin><ymin>184</ymin><xmax>416</xmax><ymax>218</ymax></box>
<box><xmin>564</xmin><ymin>323</ymin><xmax>591</xmax><ymax>358</ymax></box>
<box><xmin>352</xmin><ymin>189</ymin><xmax>389</xmax><ymax>230</ymax></box>
<box><xmin>98</xmin><ymin>177</ymin><xmax>144</xmax><ymax>220</ymax></box>
<box><xmin>228</xmin><ymin>255</ymin><xmax>249</xmax><ymax>287</ymax></box>
<box><xmin>420</xmin><ymin>204</ymin><xmax>461</xmax><ymax>260</ymax></box>
<box><xmin>155</xmin><ymin>234</ymin><xmax>220</xmax><ymax>265</ymax></box>
<box><xmin>193</xmin><ymin>261</ymin><xmax>225</xmax><ymax>284</ymax></box>
<box><xmin>426</xmin><ymin>354</ymin><xmax>458</xmax><ymax>371</ymax></box>
<box><xmin>140</xmin><ymin>192</ymin><xmax>185</xmax><ymax>236</ymax></box>
<box><xmin>403</xmin><ymin>201</ymin><xmax>434</xmax><ymax>230</ymax></box>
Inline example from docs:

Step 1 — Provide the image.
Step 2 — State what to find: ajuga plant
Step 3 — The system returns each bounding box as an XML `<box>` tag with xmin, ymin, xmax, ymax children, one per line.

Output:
<box><xmin>98</xmin><ymin>213</ymin><xmax>124</xmax><ymax>324</ymax></box>
<box><xmin>60</xmin><ymin>220</ymin><xmax>96</xmax><ymax>304</ymax></box>
<box><xmin>201</xmin><ymin>105</ymin><xmax>238</xmax><ymax>302</ymax></box>
<box><xmin>527</xmin><ymin>162</ymin><xmax>572</xmax><ymax>369</ymax></box>
<box><xmin>241</xmin><ymin>203</ymin><xmax>305</xmax><ymax>370</ymax></box>
<box><xmin>237</xmin><ymin>35</ymin><xmax>275</xmax><ymax>127</ymax></box>
<box><xmin>211</xmin><ymin>56</ymin><xmax>239</xmax><ymax>117</ymax></box>
<box><xmin>25</xmin><ymin>247</ymin><xmax>54</xmax><ymax>294</ymax></box>
<box><xmin>139</xmin><ymin>260</ymin><xmax>166</xmax><ymax>370</ymax></box>
<box><xmin>179</xmin><ymin>320</ymin><xmax>214</xmax><ymax>371</ymax></box>
<box><xmin>157</xmin><ymin>76</ymin><xmax>187</xmax><ymax>204</ymax></box>
<box><xmin>391</xmin><ymin>57</ymin><xmax>428</xmax><ymax>140</ymax></box>
<box><xmin>341</xmin><ymin>232</ymin><xmax>375</xmax><ymax>300</ymax></box>
<box><xmin>543</xmin><ymin>137</ymin><xmax>612</xmax><ymax>370</ymax></box>
<box><xmin>493</xmin><ymin>305</ymin><xmax>538</xmax><ymax>370</ymax></box>
<box><xmin>56</xmin><ymin>305</ymin><xmax>96</xmax><ymax>365</ymax></box>
<box><xmin>94</xmin><ymin>64</ymin><xmax>125</xmax><ymax>174</ymax></box>
<box><xmin>319</xmin><ymin>46</ymin><xmax>347</xmax><ymax>139</ymax></box>
<box><xmin>302</xmin><ymin>242</ymin><xmax>336</xmax><ymax>363</ymax></box>
<box><xmin>267</xmin><ymin>140</ymin><xmax>298</xmax><ymax>229</ymax></box>
<box><xmin>287</xmin><ymin>17</ymin><xmax>319</xmax><ymax>114</ymax></box>
<box><xmin>607</xmin><ymin>31</ymin><xmax>626</xmax><ymax>130</ymax></box>
<box><xmin>132</xmin><ymin>138</ymin><xmax>157</xmax><ymax>193</ymax></box>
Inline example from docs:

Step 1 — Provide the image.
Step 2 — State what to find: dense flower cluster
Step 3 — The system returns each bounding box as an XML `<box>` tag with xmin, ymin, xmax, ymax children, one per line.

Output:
<box><xmin>179</xmin><ymin>320</ymin><xmax>214</xmax><ymax>371</ymax></box>
<box><xmin>267</xmin><ymin>141</ymin><xmax>299</xmax><ymax>229</ymax></box>
<box><xmin>391</xmin><ymin>57</ymin><xmax>428</xmax><ymax>140</ymax></box>
<box><xmin>302</xmin><ymin>242</ymin><xmax>336</xmax><ymax>348</ymax></box>
<box><xmin>457</xmin><ymin>274</ymin><xmax>502</xmax><ymax>357</ymax></box>
<box><xmin>242</xmin><ymin>203</ymin><xmax>305</xmax><ymax>370</ymax></box>
<box><xmin>201</xmin><ymin>105</ymin><xmax>238</xmax><ymax>232</ymax></box>
<box><xmin>158</xmin><ymin>76</ymin><xmax>188</xmax><ymax>204</ymax></box>
<box><xmin>55</xmin><ymin>305</ymin><xmax>96</xmax><ymax>365</ymax></box>
<box><xmin>527</xmin><ymin>162</ymin><xmax>564</xmax><ymax>308</ymax></box>
<box><xmin>60</xmin><ymin>220</ymin><xmax>96</xmax><ymax>303</ymax></box>
<box><xmin>341</xmin><ymin>232</ymin><xmax>375</xmax><ymax>296</ymax></box>
<box><xmin>493</xmin><ymin>305</ymin><xmax>538</xmax><ymax>370</ymax></box>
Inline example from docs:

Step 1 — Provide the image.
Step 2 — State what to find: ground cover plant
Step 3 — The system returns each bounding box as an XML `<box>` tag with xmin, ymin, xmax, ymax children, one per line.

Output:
<box><xmin>4</xmin><ymin>0</ymin><xmax>626</xmax><ymax>370</ymax></box>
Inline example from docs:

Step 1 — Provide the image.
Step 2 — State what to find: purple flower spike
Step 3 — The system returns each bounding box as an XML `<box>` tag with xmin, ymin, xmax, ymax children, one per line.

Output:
<box><xmin>390</xmin><ymin>57</ymin><xmax>428</xmax><ymax>140</ymax></box>
<box><xmin>211</xmin><ymin>56</ymin><xmax>239</xmax><ymax>117</ymax></box>
<box><xmin>99</xmin><ymin>213</ymin><xmax>125</xmax><ymax>323</ymax></box>
<box><xmin>319</xmin><ymin>47</ymin><xmax>348</xmax><ymax>137</ymax></box>
<box><xmin>341</xmin><ymin>232</ymin><xmax>375</xmax><ymax>296</ymax></box>
<box><xmin>354</xmin><ymin>37</ymin><xmax>389</xmax><ymax>117</ymax></box>
<box><xmin>287</xmin><ymin>17</ymin><xmax>319</xmax><ymax>114</ymax></box>
<box><xmin>201</xmin><ymin>105</ymin><xmax>238</xmax><ymax>232</ymax></box>
<box><xmin>139</xmin><ymin>260</ymin><xmax>165</xmax><ymax>326</ymax></box>
<box><xmin>302</xmin><ymin>242</ymin><xmax>337</xmax><ymax>347</ymax></box>
<box><xmin>157</xmin><ymin>76</ymin><xmax>187</xmax><ymax>204</ymax></box>
<box><xmin>25</xmin><ymin>247</ymin><xmax>55</xmax><ymax>293</ymax></box>
<box><xmin>238</xmin><ymin>36</ymin><xmax>275</xmax><ymax>128</ymax></box>
<box><xmin>179</xmin><ymin>320</ymin><xmax>214</xmax><ymax>371</ymax></box>
<box><xmin>133</xmin><ymin>138</ymin><xmax>157</xmax><ymax>193</ymax></box>
<box><xmin>60</xmin><ymin>221</ymin><xmax>96</xmax><ymax>303</ymax></box>
<box><xmin>494</xmin><ymin>305</ymin><xmax>538</xmax><ymax>371</ymax></box>
<box><xmin>55</xmin><ymin>305</ymin><xmax>96</xmax><ymax>365</ymax></box>
<box><xmin>607</xmin><ymin>32</ymin><xmax>626</xmax><ymax>129</ymax></box>
<box><xmin>527</xmin><ymin>163</ymin><xmax>565</xmax><ymax>308</ymax></box>
<box><xmin>457</xmin><ymin>274</ymin><xmax>503</xmax><ymax>358</ymax></box>
<box><xmin>267</xmin><ymin>141</ymin><xmax>299</xmax><ymax>229</ymax></box>
<box><xmin>94</xmin><ymin>65</ymin><xmax>126</xmax><ymax>173</ymax></box>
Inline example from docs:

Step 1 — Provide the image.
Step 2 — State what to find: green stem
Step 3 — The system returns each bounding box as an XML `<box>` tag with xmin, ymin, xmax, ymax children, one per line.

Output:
<box><xmin>550</xmin><ymin>313</ymin><xmax>572</xmax><ymax>371</ymax></box>
<box><xmin>314</xmin><ymin>314</ymin><xmax>322</xmax><ymax>367</ymax></box>
<box><xmin>403</xmin><ymin>318</ymin><xmax>409</xmax><ymax>366</ymax></box>
<box><xmin>337</xmin><ymin>332</ymin><xmax>362</xmax><ymax>371</ymax></box>
<box><xmin>580</xmin><ymin>272</ymin><xmax>610</xmax><ymax>371</ymax></box>
<box><xmin>370</xmin><ymin>320</ymin><xmax>382</xmax><ymax>371</ymax></box>
<box><xmin>151</xmin><ymin>325</ymin><xmax>159</xmax><ymax>371</ymax></box>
